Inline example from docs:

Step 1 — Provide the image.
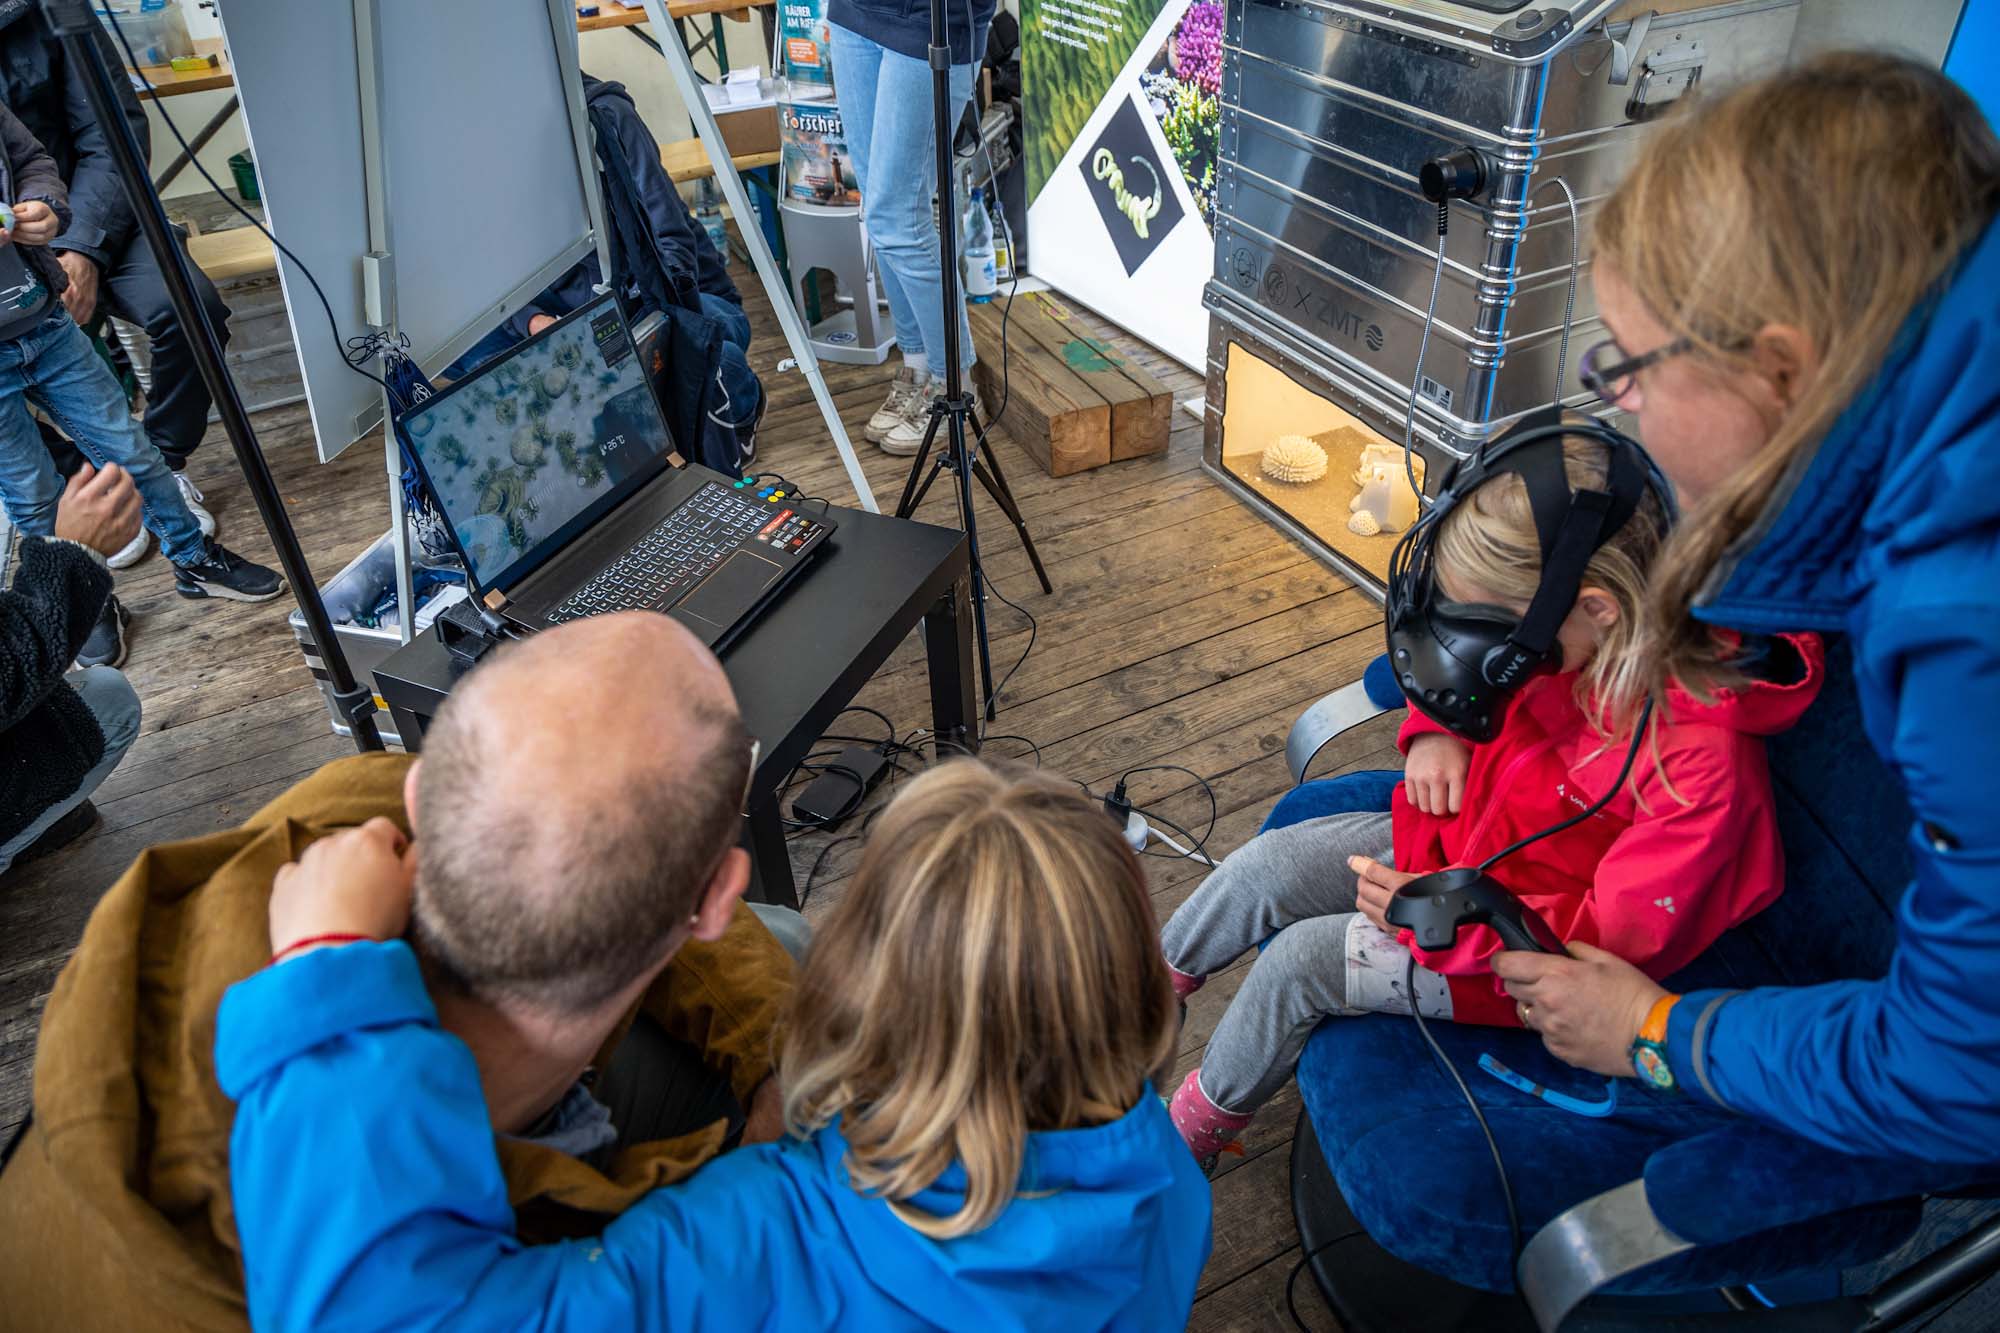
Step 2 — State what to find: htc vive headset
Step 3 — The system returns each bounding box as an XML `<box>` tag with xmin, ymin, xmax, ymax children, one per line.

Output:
<box><xmin>1385</xmin><ymin>408</ymin><xmax>1676</xmax><ymax>743</ymax></box>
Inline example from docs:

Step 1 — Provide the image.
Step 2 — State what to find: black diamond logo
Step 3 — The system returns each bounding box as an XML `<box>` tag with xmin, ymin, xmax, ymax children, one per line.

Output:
<box><xmin>1080</xmin><ymin>97</ymin><xmax>1185</xmax><ymax>277</ymax></box>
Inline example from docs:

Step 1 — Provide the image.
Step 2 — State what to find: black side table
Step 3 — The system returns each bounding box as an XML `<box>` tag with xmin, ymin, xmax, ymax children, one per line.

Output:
<box><xmin>373</xmin><ymin>506</ymin><xmax>975</xmax><ymax>908</ymax></box>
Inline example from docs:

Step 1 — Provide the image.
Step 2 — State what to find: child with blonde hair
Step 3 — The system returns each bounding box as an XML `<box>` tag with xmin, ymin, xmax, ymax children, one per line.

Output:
<box><xmin>219</xmin><ymin>761</ymin><xmax>1213</xmax><ymax>1331</ymax></box>
<box><xmin>1162</xmin><ymin>437</ymin><xmax>1824</xmax><ymax>1168</ymax></box>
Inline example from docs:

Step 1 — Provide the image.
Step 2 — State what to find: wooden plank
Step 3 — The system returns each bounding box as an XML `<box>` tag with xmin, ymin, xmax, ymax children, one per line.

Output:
<box><xmin>660</xmin><ymin>140</ymin><xmax>781</xmax><ymax>184</ymax></box>
<box><xmin>970</xmin><ymin>299</ymin><xmax>1108</xmax><ymax>477</ymax></box>
<box><xmin>1008</xmin><ymin>291</ymin><xmax>1172</xmax><ymax>463</ymax></box>
<box><xmin>186</xmin><ymin>227</ymin><xmax>276</xmax><ymax>283</ymax></box>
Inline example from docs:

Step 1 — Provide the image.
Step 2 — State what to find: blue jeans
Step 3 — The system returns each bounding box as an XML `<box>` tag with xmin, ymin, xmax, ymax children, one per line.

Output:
<box><xmin>0</xmin><ymin>312</ymin><xmax>207</xmax><ymax>564</ymax></box>
<box><xmin>0</xmin><ymin>666</ymin><xmax>141</xmax><ymax>874</ymax></box>
<box><xmin>700</xmin><ymin>292</ymin><xmax>762</xmax><ymax>430</ymax></box>
<box><xmin>826</xmin><ymin>24</ymin><xmax>976</xmax><ymax>373</ymax></box>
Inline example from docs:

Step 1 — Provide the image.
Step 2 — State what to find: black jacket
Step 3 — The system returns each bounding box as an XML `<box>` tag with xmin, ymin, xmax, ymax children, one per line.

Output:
<box><xmin>505</xmin><ymin>76</ymin><xmax>738</xmax><ymax>342</ymax></box>
<box><xmin>1</xmin><ymin>536</ymin><xmax>111</xmax><ymax>845</ymax></box>
<box><xmin>0</xmin><ymin>94</ymin><xmax>73</xmax><ymax>299</ymax></box>
<box><xmin>0</xmin><ymin>7</ymin><xmax>145</xmax><ymax>269</ymax></box>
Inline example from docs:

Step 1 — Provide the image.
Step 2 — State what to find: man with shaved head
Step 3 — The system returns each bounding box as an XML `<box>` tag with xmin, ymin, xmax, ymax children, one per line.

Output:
<box><xmin>0</xmin><ymin>612</ymin><xmax>805</xmax><ymax>1332</ymax></box>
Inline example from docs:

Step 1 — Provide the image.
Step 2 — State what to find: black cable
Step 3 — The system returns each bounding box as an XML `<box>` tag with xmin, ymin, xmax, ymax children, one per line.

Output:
<box><xmin>832</xmin><ymin>705</ymin><xmax>898</xmax><ymax>747</ymax></box>
<box><xmin>1118</xmin><ymin>764</ymin><xmax>1218</xmax><ymax>856</ymax></box>
<box><xmin>1407</xmin><ymin>953</ymin><xmax>1522</xmax><ymax>1275</ymax></box>
<box><xmin>103</xmin><ymin>10</ymin><xmax>393</xmax><ymax>396</ymax></box>
<box><xmin>1138</xmin><ymin>808</ymin><xmax>1217</xmax><ymax>867</ymax></box>
<box><xmin>1475</xmin><ymin>698</ymin><xmax>1655</xmax><ymax>875</ymax></box>
<box><xmin>981</xmin><ymin>574</ymin><xmax>1036</xmax><ymax>718</ymax></box>
<box><xmin>1286</xmin><ymin>1229</ymin><xmax>1370</xmax><ymax>1332</ymax></box>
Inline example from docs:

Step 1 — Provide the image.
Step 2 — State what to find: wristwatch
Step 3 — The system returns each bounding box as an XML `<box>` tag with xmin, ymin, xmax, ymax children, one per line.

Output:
<box><xmin>1628</xmin><ymin>993</ymin><xmax>1682</xmax><ymax>1093</ymax></box>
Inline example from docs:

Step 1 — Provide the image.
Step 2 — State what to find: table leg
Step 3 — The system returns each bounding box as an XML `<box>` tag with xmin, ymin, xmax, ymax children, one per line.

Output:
<box><xmin>387</xmin><ymin>702</ymin><xmax>428</xmax><ymax>753</ymax></box>
<box><xmin>743</xmin><ymin>795</ymin><xmax>798</xmax><ymax>909</ymax></box>
<box><xmin>923</xmin><ymin>568</ymin><xmax>978</xmax><ymax>752</ymax></box>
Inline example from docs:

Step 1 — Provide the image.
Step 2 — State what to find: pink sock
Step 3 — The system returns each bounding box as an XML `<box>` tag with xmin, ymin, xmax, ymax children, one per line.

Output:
<box><xmin>1167</xmin><ymin>962</ymin><xmax>1205</xmax><ymax>999</ymax></box>
<box><xmin>1169</xmin><ymin>1067</ymin><xmax>1253</xmax><ymax>1159</ymax></box>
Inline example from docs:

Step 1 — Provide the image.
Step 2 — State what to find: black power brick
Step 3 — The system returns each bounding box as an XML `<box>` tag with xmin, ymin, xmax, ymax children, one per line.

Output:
<box><xmin>789</xmin><ymin>745</ymin><xmax>892</xmax><ymax>830</ymax></box>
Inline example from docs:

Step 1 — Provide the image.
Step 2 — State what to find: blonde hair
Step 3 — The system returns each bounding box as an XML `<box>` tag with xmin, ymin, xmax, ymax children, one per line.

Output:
<box><xmin>1432</xmin><ymin>435</ymin><xmax>1674</xmax><ymax>732</ymax></box>
<box><xmin>779</xmin><ymin>761</ymin><xmax>1178</xmax><ymax>1239</ymax></box>
<box><xmin>1595</xmin><ymin>53</ymin><xmax>2000</xmax><ymax>705</ymax></box>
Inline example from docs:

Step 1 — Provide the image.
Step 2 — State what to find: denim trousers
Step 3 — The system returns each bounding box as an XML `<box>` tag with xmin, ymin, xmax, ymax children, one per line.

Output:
<box><xmin>825</xmin><ymin>24</ymin><xmax>976</xmax><ymax>373</ymax></box>
<box><xmin>699</xmin><ymin>292</ymin><xmax>762</xmax><ymax>430</ymax></box>
<box><xmin>0</xmin><ymin>666</ymin><xmax>142</xmax><ymax>875</ymax></box>
<box><xmin>0</xmin><ymin>312</ymin><xmax>207</xmax><ymax>564</ymax></box>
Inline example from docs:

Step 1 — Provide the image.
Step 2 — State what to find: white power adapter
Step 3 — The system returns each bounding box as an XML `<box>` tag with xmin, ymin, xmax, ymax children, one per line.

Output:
<box><xmin>1121</xmin><ymin>809</ymin><xmax>1217</xmax><ymax>867</ymax></box>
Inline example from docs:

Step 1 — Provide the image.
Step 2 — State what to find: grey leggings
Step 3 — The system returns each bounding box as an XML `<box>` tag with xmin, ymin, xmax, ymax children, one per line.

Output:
<box><xmin>1161</xmin><ymin>810</ymin><xmax>1452</xmax><ymax>1113</ymax></box>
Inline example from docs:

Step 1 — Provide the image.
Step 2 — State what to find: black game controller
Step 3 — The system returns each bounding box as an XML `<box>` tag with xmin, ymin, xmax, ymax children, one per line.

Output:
<box><xmin>1385</xmin><ymin>867</ymin><xmax>1564</xmax><ymax>954</ymax></box>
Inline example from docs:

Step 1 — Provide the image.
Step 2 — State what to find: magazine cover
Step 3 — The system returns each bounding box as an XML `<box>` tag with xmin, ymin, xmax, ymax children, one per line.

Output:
<box><xmin>778</xmin><ymin>0</ymin><xmax>836</xmax><ymax>98</ymax></box>
<box><xmin>780</xmin><ymin>101</ymin><xmax>861</xmax><ymax>206</ymax></box>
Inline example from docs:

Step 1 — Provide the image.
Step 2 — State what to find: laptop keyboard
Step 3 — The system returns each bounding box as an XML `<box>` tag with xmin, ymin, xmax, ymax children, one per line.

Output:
<box><xmin>544</xmin><ymin>482</ymin><xmax>785</xmax><ymax>625</ymax></box>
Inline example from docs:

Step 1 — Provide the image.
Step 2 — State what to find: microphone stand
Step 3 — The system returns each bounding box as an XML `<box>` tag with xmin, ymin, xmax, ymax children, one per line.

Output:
<box><xmin>892</xmin><ymin>0</ymin><xmax>1050</xmax><ymax>723</ymax></box>
<box><xmin>42</xmin><ymin>0</ymin><xmax>383</xmax><ymax>751</ymax></box>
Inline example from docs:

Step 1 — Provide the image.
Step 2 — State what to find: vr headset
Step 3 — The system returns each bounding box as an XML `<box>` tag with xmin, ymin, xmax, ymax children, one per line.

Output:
<box><xmin>1385</xmin><ymin>407</ymin><xmax>1676</xmax><ymax>743</ymax></box>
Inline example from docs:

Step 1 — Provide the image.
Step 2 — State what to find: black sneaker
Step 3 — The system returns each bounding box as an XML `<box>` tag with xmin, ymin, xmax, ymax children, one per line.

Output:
<box><xmin>13</xmin><ymin>800</ymin><xmax>99</xmax><ymax>869</ymax></box>
<box><xmin>75</xmin><ymin>596</ymin><xmax>130</xmax><ymax>670</ymax></box>
<box><xmin>172</xmin><ymin>541</ymin><xmax>285</xmax><ymax>603</ymax></box>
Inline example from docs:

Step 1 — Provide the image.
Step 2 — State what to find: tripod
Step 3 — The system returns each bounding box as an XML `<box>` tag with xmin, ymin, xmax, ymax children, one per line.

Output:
<box><xmin>46</xmin><ymin>0</ymin><xmax>384</xmax><ymax>752</ymax></box>
<box><xmin>891</xmin><ymin>0</ymin><xmax>1051</xmax><ymax>725</ymax></box>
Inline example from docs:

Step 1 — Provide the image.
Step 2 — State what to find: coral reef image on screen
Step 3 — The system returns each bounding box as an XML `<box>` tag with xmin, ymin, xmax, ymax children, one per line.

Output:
<box><xmin>405</xmin><ymin>312</ymin><xmax>658</xmax><ymax>580</ymax></box>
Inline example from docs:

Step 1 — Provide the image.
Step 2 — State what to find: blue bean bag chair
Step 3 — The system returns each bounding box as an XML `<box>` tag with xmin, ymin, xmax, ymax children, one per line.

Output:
<box><xmin>1279</xmin><ymin>638</ymin><xmax>2000</xmax><ymax>1328</ymax></box>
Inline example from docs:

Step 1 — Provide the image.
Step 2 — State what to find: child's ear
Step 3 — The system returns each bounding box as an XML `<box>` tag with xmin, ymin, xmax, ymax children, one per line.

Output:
<box><xmin>1576</xmin><ymin>587</ymin><xmax>1621</xmax><ymax>631</ymax></box>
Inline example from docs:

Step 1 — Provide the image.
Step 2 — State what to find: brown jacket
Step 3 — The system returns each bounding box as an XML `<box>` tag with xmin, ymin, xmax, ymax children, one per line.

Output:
<box><xmin>0</xmin><ymin>753</ymin><xmax>795</xmax><ymax>1332</ymax></box>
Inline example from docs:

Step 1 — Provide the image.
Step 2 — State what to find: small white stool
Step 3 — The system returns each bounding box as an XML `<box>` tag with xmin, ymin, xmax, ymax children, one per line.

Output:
<box><xmin>779</xmin><ymin>200</ymin><xmax>894</xmax><ymax>366</ymax></box>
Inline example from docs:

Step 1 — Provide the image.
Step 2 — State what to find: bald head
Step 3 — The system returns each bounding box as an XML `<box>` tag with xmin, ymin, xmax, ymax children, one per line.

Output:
<box><xmin>409</xmin><ymin>614</ymin><xmax>752</xmax><ymax>1013</ymax></box>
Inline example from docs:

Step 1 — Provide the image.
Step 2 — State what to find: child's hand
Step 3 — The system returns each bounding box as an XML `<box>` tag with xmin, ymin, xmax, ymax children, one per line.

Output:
<box><xmin>3</xmin><ymin>200</ymin><xmax>59</xmax><ymax>246</ymax></box>
<box><xmin>1404</xmin><ymin>733</ymin><xmax>1471</xmax><ymax>816</ymax></box>
<box><xmin>1349</xmin><ymin>856</ymin><xmax>1418</xmax><ymax>933</ymax></box>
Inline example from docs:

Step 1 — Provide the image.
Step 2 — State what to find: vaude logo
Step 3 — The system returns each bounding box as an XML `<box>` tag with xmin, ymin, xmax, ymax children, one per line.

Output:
<box><xmin>1082</xmin><ymin>97</ymin><xmax>1184</xmax><ymax>276</ymax></box>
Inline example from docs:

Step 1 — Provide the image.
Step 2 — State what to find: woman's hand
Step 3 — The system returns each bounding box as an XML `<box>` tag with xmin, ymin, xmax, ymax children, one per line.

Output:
<box><xmin>4</xmin><ymin>200</ymin><xmax>59</xmax><ymax>246</ymax></box>
<box><xmin>1491</xmin><ymin>942</ymin><xmax>1668</xmax><ymax>1077</ymax></box>
<box><xmin>1404</xmin><ymin>733</ymin><xmax>1471</xmax><ymax>816</ymax></box>
<box><xmin>1349</xmin><ymin>855</ymin><xmax>1418</xmax><ymax>933</ymax></box>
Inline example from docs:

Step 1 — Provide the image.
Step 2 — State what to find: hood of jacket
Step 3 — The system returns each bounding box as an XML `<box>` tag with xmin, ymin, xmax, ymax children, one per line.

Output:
<box><xmin>1697</xmin><ymin>217</ymin><xmax>2000</xmax><ymax>630</ymax></box>
<box><xmin>795</xmin><ymin>1097</ymin><xmax>1212</xmax><ymax>1331</ymax></box>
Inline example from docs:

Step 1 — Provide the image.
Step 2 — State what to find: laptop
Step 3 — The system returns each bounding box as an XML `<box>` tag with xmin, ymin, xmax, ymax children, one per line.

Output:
<box><xmin>396</xmin><ymin>292</ymin><xmax>833</xmax><ymax>648</ymax></box>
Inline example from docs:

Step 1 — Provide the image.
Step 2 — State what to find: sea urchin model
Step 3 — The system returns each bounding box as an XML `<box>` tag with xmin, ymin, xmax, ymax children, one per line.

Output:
<box><xmin>1261</xmin><ymin>433</ymin><xmax>1329</xmax><ymax>484</ymax></box>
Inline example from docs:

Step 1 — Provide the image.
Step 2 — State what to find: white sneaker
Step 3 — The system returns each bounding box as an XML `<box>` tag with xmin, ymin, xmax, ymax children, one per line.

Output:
<box><xmin>866</xmin><ymin>366</ymin><xmax>929</xmax><ymax>447</ymax></box>
<box><xmin>882</xmin><ymin>378</ymin><xmax>981</xmax><ymax>457</ymax></box>
<box><xmin>106</xmin><ymin>525</ymin><xmax>151</xmax><ymax>569</ymax></box>
<box><xmin>174</xmin><ymin>471</ymin><xmax>218</xmax><ymax>539</ymax></box>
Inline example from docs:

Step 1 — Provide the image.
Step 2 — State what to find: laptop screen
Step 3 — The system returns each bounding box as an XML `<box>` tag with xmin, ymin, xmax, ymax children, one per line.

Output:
<box><xmin>399</xmin><ymin>294</ymin><xmax>675</xmax><ymax>593</ymax></box>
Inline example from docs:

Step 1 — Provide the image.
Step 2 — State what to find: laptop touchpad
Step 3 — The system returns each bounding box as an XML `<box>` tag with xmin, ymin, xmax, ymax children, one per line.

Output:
<box><xmin>674</xmin><ymin>550</ymin><xmax>785</xmax><ymax>626</ymax></box>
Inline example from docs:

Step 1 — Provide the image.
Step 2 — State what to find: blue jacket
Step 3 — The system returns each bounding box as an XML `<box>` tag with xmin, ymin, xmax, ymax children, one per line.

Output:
<box><xmin>1663</xmin><ymin>218</ymin><xmax>2000</xmax><ymax>1164</ymax></box>
<box><xmin>829</xmin><ymin>0</ymin><xmax>994</xmax><ymax>68</ymax></box>
<box><xmin>216</xmin><ymin>941</ymin><xmax>1213</xmax><ymax>1332</ymax></box>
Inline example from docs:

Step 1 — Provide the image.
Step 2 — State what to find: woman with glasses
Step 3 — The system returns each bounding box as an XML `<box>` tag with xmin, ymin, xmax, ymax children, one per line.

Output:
<box><xmin>1492</xmin><ymin>53</ymin><xmax>2000</xmax><ymax>1168</ymax></box>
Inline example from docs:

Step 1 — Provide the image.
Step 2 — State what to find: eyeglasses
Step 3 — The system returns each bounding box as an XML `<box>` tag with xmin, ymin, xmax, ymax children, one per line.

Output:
<box><xmin>1578</xmin><ymin>337</ymin><xmax>1694</xmax><ymax>407</ymax></box>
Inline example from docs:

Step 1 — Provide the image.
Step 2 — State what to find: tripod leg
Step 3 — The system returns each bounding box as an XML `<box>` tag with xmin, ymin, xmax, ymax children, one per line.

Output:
<box><xmin>910</xmin><ymin>452</ymin><xmax>949</xmax><ymax>510</ymax></box>
<box><xmin>894</xmin><ymin>404</ymin><xmax>948</xmax><ymax>518</ymax></box>
<box><xmin>969</xmin><ymin>458</ymin><xmax>1054</xmax><ymax>595</ymax></box>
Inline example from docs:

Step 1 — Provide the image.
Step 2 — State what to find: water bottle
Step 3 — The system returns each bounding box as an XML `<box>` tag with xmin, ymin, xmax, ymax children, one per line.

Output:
<box><xmin>695</xmin><ymin>178</ymin><xmax>729</xmax><ymax>266</ymax></box>
<box><xmin>963</xmin><ymin>187</ymin><xmax>997</xmax><ymax>302</ymax></box>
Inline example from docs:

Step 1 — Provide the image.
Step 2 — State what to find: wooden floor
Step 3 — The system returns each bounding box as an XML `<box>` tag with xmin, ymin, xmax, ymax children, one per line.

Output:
<box><xmin>0</xmin><ymin>275</ymin><xmax>1398</xmax><ymax>1330</ymax></box>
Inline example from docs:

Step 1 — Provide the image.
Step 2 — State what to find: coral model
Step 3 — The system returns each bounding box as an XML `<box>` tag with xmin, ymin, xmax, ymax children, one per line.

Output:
<box><xmin>1261</xmin><ymin>433</ymin><xmax>1329</xmax><ymax>484</ymax></box>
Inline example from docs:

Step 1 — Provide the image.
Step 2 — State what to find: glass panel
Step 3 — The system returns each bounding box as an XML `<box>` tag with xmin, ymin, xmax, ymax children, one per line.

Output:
<box><xmin>1218</xmin><ymin>338</ymin><xmax>1425</xmax><ymax>587</ymax></box>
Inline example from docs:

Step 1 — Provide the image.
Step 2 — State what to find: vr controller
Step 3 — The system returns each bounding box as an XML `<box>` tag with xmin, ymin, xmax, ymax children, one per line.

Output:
<box><xmin>1384</xmin><ymin>867</ymin><xmax>1564</xmax><ymax>955</ymax></box>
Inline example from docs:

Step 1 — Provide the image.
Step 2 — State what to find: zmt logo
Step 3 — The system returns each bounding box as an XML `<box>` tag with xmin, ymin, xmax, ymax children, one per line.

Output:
<box><xmin>1364</xmin><ymin>324</ymin><xmax>1384</xmax><ymax>352</ymax></box>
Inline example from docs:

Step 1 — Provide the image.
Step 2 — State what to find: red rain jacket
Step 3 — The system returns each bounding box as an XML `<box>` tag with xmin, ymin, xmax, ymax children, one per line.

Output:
<box><xmin>1390</xmin><ymin>634</ymin><xmax>1825</xmax><ymax>1026</ymax></box>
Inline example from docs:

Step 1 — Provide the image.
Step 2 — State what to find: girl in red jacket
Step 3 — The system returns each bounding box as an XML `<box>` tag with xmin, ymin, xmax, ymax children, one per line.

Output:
<box><xmin>1159</xmin><ymin>438</ymin><xmax>1823</xmax><ymax>1168</ymax></box>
